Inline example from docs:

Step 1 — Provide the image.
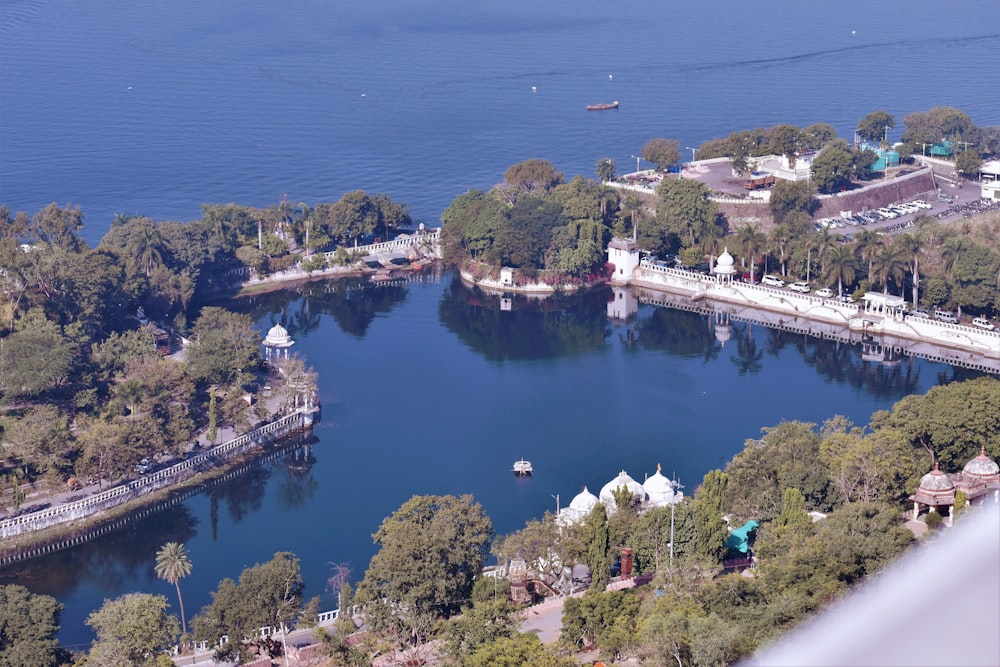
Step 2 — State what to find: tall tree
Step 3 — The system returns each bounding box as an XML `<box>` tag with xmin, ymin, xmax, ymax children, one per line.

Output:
<box><xmin>187</xmin><ymin>307</ymin><xmax>261</xmax><ymax>386</ymax></box>
<box><xmin>692</xmin><ymin>470</ymin><xmax>730</xmax><ymax>562</ymax></box>
<box><xmin>768</xmin><ymin>124</ymin><xmax>802</xmax><ymax>163</ymax></box>
<box><xmin>357</xmin><ymin>495</ymin><xmax>493</xmax><ymax>647</ymax></box>
<box><xmin>129</xmin><ymin>223</ymin><xmax>168</xmax><ymax>276</ymax></box>
<box><xmin>584</xmin><ymin>503</ymin><xmax>612</xmax><ymax>590</ymax></box>
<box><xmin>596</xmin><ymin>157</ymin><xmax>616</xmax><ymax>183</ymax></box>
<box><xmin>894</xmin><ymin>232</ymin><xmax>924</xmax><ymax>308</ymax></box>
<box><xmin>872</xmin><ymin>243</ymin><xmax>908</xmax><ymax>295</ymax></box>
<box><xmin>769</xmin><ymin>180</ymin><xmax>816</xmax><ymax>227</ymax></box>
<box><xmin>29</xmin><ymin>203</ymin><xmax>85</xmax><ymax>252</ymax></box>
<box><xmin>822</xmin><ymin>245</ymin><xmax>858</xmax><ymax>298</ymax></box>
<box><xmin>810</xmin><ymin>139</ymin><xmax>856</xmax><ymax>194</ymax></box>
<box><xmin>856</xmin><ymin>110</ymin><xmax>895</xmax><ymax>145</ymax></box>
<box><xmin>852</xmin><ymin>229</ymin><xmax>884</xmax><ymax>284</ymax></box>
<box><xmin>654</xmin><ymin>179</ymin><xmax>718</xmax><ymax>248</ymax></box>
<box><xmin>503</xmin><ymin>159</ymin><xmax>564</xmax><ymax>192</ymax></box>
<box><xmin>155</xmin><ymin>542</ymin><xmax>193</xmax><ymax>636</ymax></box>
<box><xmin>193</xmin><ymin>552</ymin><xmax>312</xmax><ymax>664</ymax></box>
<box><xmin>86</xmin><ymin>593</ymin><xmax>180</xmax><ymax>667</ymax></box>
<box><xmin>642</xmin><ymin>138</ymin><xmax>681</xmax><ymax>171</ymax></box>
<box><xmin>737</xmin><ymin>224</ymin><xmax>767</xmax><ymax>282</ymax></box>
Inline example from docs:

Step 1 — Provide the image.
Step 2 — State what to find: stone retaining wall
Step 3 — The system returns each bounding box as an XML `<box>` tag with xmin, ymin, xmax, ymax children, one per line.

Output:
<box><xmin>0</xmin><ymin>410</ymin><xmax>312</xmax><ymax>540</ymax></box>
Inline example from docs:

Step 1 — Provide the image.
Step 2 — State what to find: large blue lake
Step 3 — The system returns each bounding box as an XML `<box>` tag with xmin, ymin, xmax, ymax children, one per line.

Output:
<box><xmin>1</xmin><ymin>0</ymin><xmax>998</xmax><ymax>650</ymax></box>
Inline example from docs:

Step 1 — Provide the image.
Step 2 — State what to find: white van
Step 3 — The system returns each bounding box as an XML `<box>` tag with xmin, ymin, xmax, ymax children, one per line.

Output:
<box><xmin>934</xmin><ymin>310</ymin><xmax>958</xmax><ymax>323</ymax></box>
<box><xmin>761</xmin><ymin>275</ymin><xmax>786</xmax><ymax>287</ymax></box>
<box><xmin>972</xmin><ymin>317</ymin><xmax>995</xmax><ymax>331</ymax></box>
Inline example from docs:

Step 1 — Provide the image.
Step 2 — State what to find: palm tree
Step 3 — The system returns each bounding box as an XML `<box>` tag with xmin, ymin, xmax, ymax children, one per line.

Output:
<box><xmin>701</xmin><ymin>226</ymin><xmax>726</xmax><ymax>274</ymax></box>
<box><xmin>940</xmin><ymin>236</ymin><xmax>966</xmax><ymax>280</ymax></box>
<box><xmin>770</xmin><ymin>224</ymin><xmax>790</xmax><ymax>276</ymax></box>
<box><xmin>823</xmin><ymin>244</ymin><xmax>858</xmax><ymax>298</ymax></box>
<box><xmin>155</xmin><ymin>542</ymin><xmax>193</xmax><ymax>636</ymax></box>
<box><xmin>621</xmin><ymin>194</ymin><xmax>643</xmax><ymax>240</ymax></box>
<box><xmin>895</xmin><ymin>232</ymin><xmax>924</xmax><ymax>307</ymax></box>
<box><xmin>737</xmin><ymin>224</ymin><xmax>767</xmax><ymax>282</ymax></box>
<box><xmin>872</xmin><ymin>244</ymin><xmax>907</xmax><ymax>294</ymax></box>
<box><xmin>129</xmin><ymin>224</ymin><xmax>167</xmax><ymax>276</ymax></box>
<box><xmin>807</xmin><ymin>227</ymin><xmax>836</xmax><ymax>284</ymax></box>
<box><xmin>853</xmin><ymin>229</ymin><xmax>884</xmax><ymax>284</ymax></box>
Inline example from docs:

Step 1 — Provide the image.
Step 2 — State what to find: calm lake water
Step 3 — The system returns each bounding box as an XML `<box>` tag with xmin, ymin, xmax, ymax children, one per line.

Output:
<box><xmin>1</xmin><ymin>272</ymin><xmax>985</xmax><ymax>648</ymax></box>
<box><xmin>1</xmin><ymin>0</ymin><xmax>998</xmax><ymax>650</ymax></box>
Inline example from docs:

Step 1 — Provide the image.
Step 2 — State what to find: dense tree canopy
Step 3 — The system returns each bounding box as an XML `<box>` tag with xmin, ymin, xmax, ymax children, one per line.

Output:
<box><xmin>0</xmin><ymin>585</ymin><xmax>65</xmax><ymax>667</ymax></box>
<box><xmin>192</xmin><ymin>552</ymin><xmax>311</xmax><ymax>664</ymax></box>
<box><xmin>652</xmin><ymin>178</ymin><xmax>720</xmax><ymax>251</ymax></box>
<box><xmin>642</xmin><ymin>138</ymin><xmax>681</xmax><ymax>171</ymax></box>
<box><xmin>186</xmin><ymin>307</ymin><xmax>261</xmax><ymax>386</ymax></box>
<box><xmin>856</xmin><ymin>110</ymin><xmax>895</xmax><ymax>144</ymax></box>
<box><xmin>86</xmin><ymin>593</ymin><xmax>180</xmax><ymax>666</ymax></box>
<box><xmin>810</xmin><ymin>139</ymin><xmax>858</xmax><ymax>194</ymax></box>
<box><xmin>357</xmin><ymin>494</ymin><xmax>493</xmax><ymax>644</ymax></box>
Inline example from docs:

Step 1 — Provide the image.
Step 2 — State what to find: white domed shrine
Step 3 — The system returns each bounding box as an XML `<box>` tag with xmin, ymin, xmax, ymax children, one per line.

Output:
<box><xmin>713</xmin><ymin>247</ymin><xmax>737</xmax><ymax>285</ymax></box>
<box><xmin>262</xmin><ymin>323</ymin><xmax>295</xmax><ymax>361</ymax></box>
<box><xmin>643</xmin><ymin>464</ymin><xmax>682</xmax><ymax>507</ymax></box>
<box><xmin>600</xmin><ymin>470</ymin><xmax>646</xmax><ymax>511</ymax></box>
<box><xmin>558</xmin><ymin>486</ymin><xmax>600</xmax><ymax>525</ymax></box>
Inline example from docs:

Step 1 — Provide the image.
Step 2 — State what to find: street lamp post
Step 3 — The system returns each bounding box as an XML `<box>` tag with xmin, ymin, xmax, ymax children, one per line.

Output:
<box><xmin>669</xmin><ymin>476</ymin><xmax>684</xmax><ymax>576</ymax></box>
<box><xmin>630</xmin><ymin>155</ymin><xmax>644</xmax><ymax>173</ymax></box>
<box><xmin>552</xmin><ymin>494</ymin><xmax>560</xmax><ymax>516</ymax></box>
<box><xmin>685</xmin><ymin>146</ymin><xmax>699</xmax><ymax>163</ymax></box>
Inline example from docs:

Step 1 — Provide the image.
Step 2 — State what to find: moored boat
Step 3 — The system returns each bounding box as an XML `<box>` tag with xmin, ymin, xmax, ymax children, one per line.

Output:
<box><xmin>513</xmin><ymin>459</ymin><xmax>533</xmax><ymax>476</ymax></box>
<box><xmin>586</xmin><ymin>100</ymin><xmax>619</xmax><ymax>111</ymax></box>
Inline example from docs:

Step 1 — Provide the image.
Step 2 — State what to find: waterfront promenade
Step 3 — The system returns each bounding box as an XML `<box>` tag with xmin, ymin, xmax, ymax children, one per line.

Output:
<box><xmin>620</xmin><ymin>258</ymin><xmax>1000</xmax><ymax>373</ymax></box>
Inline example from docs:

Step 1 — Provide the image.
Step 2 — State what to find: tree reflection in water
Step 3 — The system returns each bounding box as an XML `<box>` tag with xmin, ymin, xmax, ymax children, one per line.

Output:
<box><xmin>0</xmin><ymin>505</ymin><xmax>197</xmax><ymax>601</ymax></box>
<box><xmin>438</xmin><ymin>277</ymin><xmax>610</xmax><ymax>362</ymax></box>
<box><xmin>223</xmin><ymin>276</ymin><xmax>409</xmax><ymax>340</ymax></box>
<box><xmin>277</xmin><ymin>440</ymin><xmax>319</xmax><ymax>510</ymax></box>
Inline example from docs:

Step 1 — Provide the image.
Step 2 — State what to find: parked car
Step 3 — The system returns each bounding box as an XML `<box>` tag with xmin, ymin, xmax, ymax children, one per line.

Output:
<box><xmin>934</xmin><ymin>310</ymin><xmax>958</xmax><ymax>323</ymax></box>
<box><xmin>761</xmin><ymin>275</ymin><xmax>786</xmax><ymax>287</ymax></box>
<box><xmin>838</xmin><ymin>293</ymin><xmax>857</xmax><ymax>304</ymax></box>
<box><xmin>878</xmin><ymin>207</ymin><xmax>897</xmax><ymax>219</ymax></box>
<box><xmin>972</xmin><ymin>317</ymin><xmax>996</xmax><ymax>330</ymax></box>
<box><xmin>910</xmin><ymin>309</ymin><xmax>930</xmax><ymax>319</ymax></box>
<box><xmin>789</xmin><ymin>281</ymin><xmax>811</xmax><ymax>293</ymax></box>
<box><xmin>815</xmin><ymin>287</ymin><xmax>834</xmax><ymax>298</ymax></box>
<box><xmin>913</xmin><ymin>200</ymin><xmax>932</xmax><ymax>210</ymax></box>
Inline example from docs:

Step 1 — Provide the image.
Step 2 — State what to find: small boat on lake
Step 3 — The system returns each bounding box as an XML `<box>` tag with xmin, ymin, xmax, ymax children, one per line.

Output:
<box><xmin>513</xmin><ymin>459</ymin><xmax>533</xmax><ymax>476</ymax></box>
<box><xmin>586</xmin><ymin>101</ymin><xmax>619</xmax><ymax>111</ymax></box>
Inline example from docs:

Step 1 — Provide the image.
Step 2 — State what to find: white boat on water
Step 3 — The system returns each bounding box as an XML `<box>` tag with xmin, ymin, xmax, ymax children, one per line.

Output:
<box><xmin>513</xmin><ymin>459</ymin><xmax>533</xmax><ymax>476</ymax></box>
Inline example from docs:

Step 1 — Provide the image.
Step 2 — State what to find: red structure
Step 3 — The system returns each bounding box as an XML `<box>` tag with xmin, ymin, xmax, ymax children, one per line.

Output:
<box><xmin>620</xmin><ymin>547</ymin><xmax>634</xmax><ymax>579</ymax></box>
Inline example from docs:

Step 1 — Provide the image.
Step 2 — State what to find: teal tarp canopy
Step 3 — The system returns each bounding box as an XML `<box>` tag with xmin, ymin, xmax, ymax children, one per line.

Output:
<box><xmin>725</xmin><ymin>520</ymin><xmax>759</xmax><ymax>554</ymax></box>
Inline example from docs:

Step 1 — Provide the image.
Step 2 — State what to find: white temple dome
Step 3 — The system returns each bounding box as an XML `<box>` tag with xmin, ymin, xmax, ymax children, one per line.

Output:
<box><xmin>713</xmin><ymin>247</ymin><xmax>736</xmax><ymax>275</ymax></box>
<box><xmin>643</xmin><ymin>464</ymin><xmax>676</xmax><ymax>507</ymax></box>
<box><xmin>569</xmin><ymin>486</ymin><xmax>599</xmax><ymax>514</ymax></box>
<box><xmin>599</xmin><ymin>470</ymin><xmax>646</xmax><ymax>508</ymax></box>
<box><xmin>264</xmin><ymin>323</ymin><xmax>293</xmax><ymax>347</ymax></box>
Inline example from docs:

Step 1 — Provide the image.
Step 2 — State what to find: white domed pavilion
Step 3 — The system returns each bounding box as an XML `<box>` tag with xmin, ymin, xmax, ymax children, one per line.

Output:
<box><xmin>910</xmin><ymin>464</ymin><xmax>956</xmax><ymax>525</ymax></box>
<box><xmin>713</xmin><ymin>247</ymin><xmax>737</xmax><ymax>286</ymax></box>
<box><xmin>262</xmin><ymin>323</ymin><xmax>294</xmax><ymax>361</ymax></box>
